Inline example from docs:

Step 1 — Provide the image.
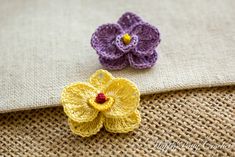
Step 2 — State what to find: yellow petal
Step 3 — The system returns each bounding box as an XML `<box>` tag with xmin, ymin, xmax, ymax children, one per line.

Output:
<box><xmin>103</xmin><ymin>78</ymin><xmax>140</xmax><ymax>118</ymax></box>
<box><xmin>104</xmin><ymin>110</ymin><xmax>141</xmax><ymax>133</ymax></box>
<box><xmin>89</xmin><ymin>69</ymin><xmax>113</xmax><ymax>91</ymax></box>
<box><xmin>61</xmin><ymin>82</ymin><xmax>99</xmax><ymax>122</ymax></box>
<box><xmin>68</xmin><ymin>113</ymin><xmax>104</xmax><ymax>137</ymax></box>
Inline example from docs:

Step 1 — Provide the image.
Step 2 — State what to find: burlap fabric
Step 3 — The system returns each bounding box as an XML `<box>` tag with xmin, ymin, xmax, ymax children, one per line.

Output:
<box><xmin>0</xmin><ymin>86</ymin><xmax>234</xmax><ymax>157</ymax></box>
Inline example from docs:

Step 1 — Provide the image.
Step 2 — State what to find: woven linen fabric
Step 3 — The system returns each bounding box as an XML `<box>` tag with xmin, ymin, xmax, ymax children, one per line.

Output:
<box><xmin>0</xmin><ymin>86</ymin><xmax>234</xmax><ymax>156</ymax></box>
<box><xmin>0</xmin><ymin>0</ymin><xmax>235</xmax><ymax>112</ymax></box>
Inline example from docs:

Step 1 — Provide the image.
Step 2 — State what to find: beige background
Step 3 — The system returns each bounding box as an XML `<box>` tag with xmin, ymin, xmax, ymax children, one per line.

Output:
<box><xmin>0</xmin><ymin>0</ymin><xmax>235</xmax><ymax>112</ymax></box>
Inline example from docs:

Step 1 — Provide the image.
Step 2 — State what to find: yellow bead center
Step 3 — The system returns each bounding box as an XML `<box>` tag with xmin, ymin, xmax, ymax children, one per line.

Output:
<box><xmin>122</xmin><ymin>33</ymin><xmax>132</xmax><ymax>45</ymax></box>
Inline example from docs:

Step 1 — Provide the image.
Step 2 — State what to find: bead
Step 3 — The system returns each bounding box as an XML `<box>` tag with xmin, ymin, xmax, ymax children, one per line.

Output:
<box><xmin>122</xmin><ymin>33</ymin><xmax>132</xmax><ymax>45</ymax></box>
<box><xmin>95</xmin><ymin>93</ymin><xmax>107</xmax><ymax>104</ymax></box>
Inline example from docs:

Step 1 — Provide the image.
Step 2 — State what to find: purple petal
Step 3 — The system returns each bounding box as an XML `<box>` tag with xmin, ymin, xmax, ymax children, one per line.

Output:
<box><xmin>128</xmin><ymin>50</ymin><xmax>158</xmax><ymax>69</ymax></box>
<box><xmin>115</xmin><ymin>33</ymin><xmax>138</xmax><ymax>53</ymax></box>
<box><xmin>117</xmin><ymin>12</ymin><xmax>143</xmax><ymax>31</ymax></box>
<box><xmin>131</xmin><ymin>23</ymin><xmax>160</xmax><ymax>56</ymax></box>
<box><xmin>99</xmin><ymin>55</ymin><xmax>129</xmax><ymax>70</ymax></box>
<box><xmin>91</xmin><ymin>24</ymin><xmax>124</xmax><ymax>59</ymax></box>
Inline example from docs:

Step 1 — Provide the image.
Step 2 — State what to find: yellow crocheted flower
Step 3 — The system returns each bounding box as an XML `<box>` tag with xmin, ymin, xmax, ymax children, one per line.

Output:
<box><xmin>61</xmin><ymin>69</ymin><xmax>141</xmax><ymax>137</ymax></box>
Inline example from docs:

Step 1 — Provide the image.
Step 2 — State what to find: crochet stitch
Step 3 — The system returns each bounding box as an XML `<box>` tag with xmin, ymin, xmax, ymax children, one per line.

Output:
<box><xmin>61</xmin><ymin>69</ymin><xmax>141</xmax><ymax>137</ymax></box>
<box><xmin>91</xmin><ymin>12</ymin><xmax>160</xmax><ymax>70</ymax></box>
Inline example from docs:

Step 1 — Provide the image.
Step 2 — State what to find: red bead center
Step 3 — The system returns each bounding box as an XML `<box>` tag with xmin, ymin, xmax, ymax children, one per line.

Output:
<box><xmin>95</xmin><ymin>93</ymin><xmax>107</xmax><ymax>104</ymax></box>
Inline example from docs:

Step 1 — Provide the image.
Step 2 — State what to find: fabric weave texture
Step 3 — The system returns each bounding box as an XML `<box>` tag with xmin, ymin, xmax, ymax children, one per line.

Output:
<box><xmin>0</xmin><ymin>86</ymin><xmax>234</xmax><ymax>156</ymax></box>
<box><xmin>0</xmin><ymin>0</ymin><xmax>235</xmax><ymax>112</ymax></box>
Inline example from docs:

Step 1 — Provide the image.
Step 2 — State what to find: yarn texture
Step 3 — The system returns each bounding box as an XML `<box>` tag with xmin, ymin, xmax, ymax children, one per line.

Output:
<box><xmin>61</xmin><ymin>69</ymin><xmax>141</xmax><ymax>137</ymax></box>
<box><xmin>91</xmin><ymin>12</ymin><xmax>160</xmax><ymax>70</ymax></box>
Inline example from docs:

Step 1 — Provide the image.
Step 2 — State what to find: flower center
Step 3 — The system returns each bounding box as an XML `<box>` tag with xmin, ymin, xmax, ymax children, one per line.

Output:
<box><xmin>88</xmin><ymin>93</ymin><xmax>114</xmax><ymax>111</ymax></box>
<box><xmin>95</xmin><ymin>93</ymin><xmax>107</xmax><ymax>104</ymax></box>
<box><xmin>122</xmin><ymin>33</ymin><xmax>132</xmax><ymax>45</ymax></box>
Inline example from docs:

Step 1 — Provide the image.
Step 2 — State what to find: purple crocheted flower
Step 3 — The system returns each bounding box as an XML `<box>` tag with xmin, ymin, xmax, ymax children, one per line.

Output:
<box><xmin>91</xmin><ymin>12</ymin><xmax>160</xmax><ymax>70</ymax></box>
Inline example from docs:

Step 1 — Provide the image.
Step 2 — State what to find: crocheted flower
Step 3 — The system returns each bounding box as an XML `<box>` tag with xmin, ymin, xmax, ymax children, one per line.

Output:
<box><xmin>91</xmin><ymin>12</ymin><xmax>160</xmax><ymax>70</ymax></box>
<box><xmin>61</xmin><ymin>69</ymin><xmax>141</xmax><ymax>137</ymax></box>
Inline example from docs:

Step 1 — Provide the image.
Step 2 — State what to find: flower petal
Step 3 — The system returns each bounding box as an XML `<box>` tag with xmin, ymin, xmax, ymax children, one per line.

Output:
<box><xmin>131</xmin><ymin>23</ymin><xmax>160</xmax><ymax>56</ymax></box>
<box><xmin>89</xmin><ymin>69</ymin><xmax>113</xmax><ymax>90</ymax></box>
<box><xmin>68</xmin><ymin>113</ymin><xmax>104</xmax><ymax>137</ymax></box>
<box><xmin>128</xmin><ymin>50</ymin><xmax>158</xmax><ymax>69</ymax></box>
<box><xmin>99</xmin><ymin>55</ymin><xmax>129</xmax><ymax>70</ymax></box>
<box><xmin>61</xmin><ymin>82</ymin><xmax>99</xmax><ymax>122</ymax></box>
<box><xmin>117</xmin><ymin>12</ymin><xmax>143</xmax><ymax>31</ymax></box>
<box><xmin>104</xmin><ymin>110</ymin><xmax>141</xmax><ymax>133</ymax></box>
<box><xmin>91</xmin><ymin>24</ymin><xmax>124</xmax><ymax>59</ymax></box>
<box><xmin>103</xmin><ymin>78</ymin><xmax>140</xmax><ymax>118</ymax></box>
